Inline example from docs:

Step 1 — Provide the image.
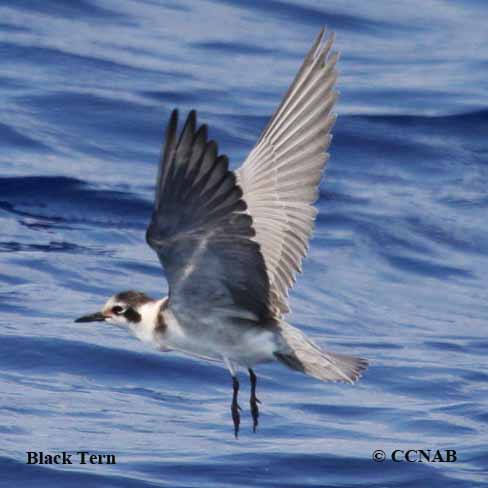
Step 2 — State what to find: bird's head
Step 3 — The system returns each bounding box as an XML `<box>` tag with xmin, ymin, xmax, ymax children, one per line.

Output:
<box><xmin>74</xmin><ymin>290</ymin><xmax>154</xmax><ymax>327</ymax></box>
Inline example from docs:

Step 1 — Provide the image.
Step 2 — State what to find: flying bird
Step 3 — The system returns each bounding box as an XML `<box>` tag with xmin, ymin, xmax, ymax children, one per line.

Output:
<box><xmin>75</xmin><ymin>28</ymin><xmax>368</xmax><ymax>437</ymax></box>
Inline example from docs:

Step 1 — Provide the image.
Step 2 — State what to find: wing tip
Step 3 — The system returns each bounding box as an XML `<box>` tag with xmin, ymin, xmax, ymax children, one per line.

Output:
<box><xmin>184</xmin><ymin>110</ymin><xmax>197</xmax><ymax>133</ymax></box>
<box><xmin>195</xmin><ymin>123</ymin><xmax>208</xmax><ymax>143</ymax></box>
<box><xmin>169</xmin><ymin>108</ymin><xmax>178</xmax><ymax>127</ymax></box>
<box><xmin>316</xmin><ymin>27</ymin><xmax>336</xmax><ymax>57</ymax></box>
<box><xmin>163</xmin><ymin>108</ymin><xmax>179</xmax><ymax>161</ymax></box>
<box><xmin>165</xmin><ymin>109</ymin><xmax>179</xmax><ymax>144</ymax></box>
<box><xmin>315</xmin><ymin>26</ymin><xmax>326</xmax><ymax>44</ymax></box>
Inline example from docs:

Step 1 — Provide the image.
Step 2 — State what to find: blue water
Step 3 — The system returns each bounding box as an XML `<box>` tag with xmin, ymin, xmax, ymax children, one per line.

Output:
<box><xmin>1</xmin><ymin>1</ymin><xmax>487</xmax><ymax>486</ymax></box>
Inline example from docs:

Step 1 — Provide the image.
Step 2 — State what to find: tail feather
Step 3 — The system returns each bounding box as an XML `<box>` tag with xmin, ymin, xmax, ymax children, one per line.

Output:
<box><xmin>276</xmin><ymin>324</ymin><xmax>368</xmax><ymax>384</ymax></box>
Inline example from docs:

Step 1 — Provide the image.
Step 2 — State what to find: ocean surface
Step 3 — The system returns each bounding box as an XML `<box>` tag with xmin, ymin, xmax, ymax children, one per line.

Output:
<box><xmin>1</xmin><ymin>1</ymin><xmax>487</xmax><ymax>486</ymax></box>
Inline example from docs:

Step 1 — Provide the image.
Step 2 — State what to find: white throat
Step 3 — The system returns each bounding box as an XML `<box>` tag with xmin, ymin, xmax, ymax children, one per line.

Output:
<box><xmin>128</xmin><ymin>299</ymin><xmax>165</xmax><ymax>344</ymax></box>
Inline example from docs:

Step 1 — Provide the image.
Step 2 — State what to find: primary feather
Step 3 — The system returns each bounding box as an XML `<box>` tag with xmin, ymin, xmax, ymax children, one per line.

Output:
<box><xmin>236</xmin><ymin>28</ymin><xmax>338</xmax><ymax>316</ymax></box>
<box><xmin>146</xmin><ymin>110</ymin><xmax>273</xmax><ymax>324</ymax></box>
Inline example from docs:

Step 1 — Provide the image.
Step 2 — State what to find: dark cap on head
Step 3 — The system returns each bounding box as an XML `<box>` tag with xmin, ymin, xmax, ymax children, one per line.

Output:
<box><xmin>115</xmin><ymin>291</ymin><xmax>153</xmax><ymax>307</ymax></box>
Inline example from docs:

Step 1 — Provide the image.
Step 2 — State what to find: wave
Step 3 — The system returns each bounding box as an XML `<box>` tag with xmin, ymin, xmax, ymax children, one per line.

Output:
<box><xmin>0</xmin><ymin>456</ymin><xmax>149</xmax><ymax>488</ymax></box>
<box><xmin>0</xmin><ymin>122</ymin><xmax>50</xmax><ymax>152</ymax></box>
<box><xmin>0</xmin><ymin>176</ymin><xmax>151</xmax><ymax>228</ymax></box>
<box><xmin>12</xmin><ymin>0</ymin><xmax>128</xmax><ymax>22</ymax></box>
<box><xmin>209</xmin><ymin>0</ymin><xmax>408</xmax><ymax>34</ymax></box>
<box><xmin>130</xmin><ymin>451</ymin><xmax>464</xmax><ymax>487</ymax></box>
<box><xmin>351</xmin><ymin>108</ymin><xmax>488</xmax><ymax>128</ymax></box>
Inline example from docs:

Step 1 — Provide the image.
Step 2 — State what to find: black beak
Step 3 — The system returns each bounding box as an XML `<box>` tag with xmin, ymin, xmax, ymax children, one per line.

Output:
<box><xmin>74</xmin><ymin>312</ymin><xmax>106</xmax><ymax>323</ymax></box>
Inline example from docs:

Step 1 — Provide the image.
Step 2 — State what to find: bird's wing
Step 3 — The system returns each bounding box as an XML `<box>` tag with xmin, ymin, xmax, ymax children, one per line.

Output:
<box><xmin>236</xmin><ymin>28</ymin><xmax>338</xmax><ymax>317</ymax></box>
<box><xmin>146</xmin><ymin>110</ymin><xmax>272</xmax><ymax>323</ymax></box>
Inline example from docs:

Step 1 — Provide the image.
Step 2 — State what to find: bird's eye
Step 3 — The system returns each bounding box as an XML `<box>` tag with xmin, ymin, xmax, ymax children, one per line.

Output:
<box><xmin>112</xmin><ymin>306</ymin><xmax>124</xmax><ymax>315</ymax></box>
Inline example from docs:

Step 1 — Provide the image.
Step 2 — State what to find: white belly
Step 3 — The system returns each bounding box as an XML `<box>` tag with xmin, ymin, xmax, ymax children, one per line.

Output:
<box><xmin>162</xmin><ymin>310</ymin><xmax>278</xmax><ymax>368</ymax></box>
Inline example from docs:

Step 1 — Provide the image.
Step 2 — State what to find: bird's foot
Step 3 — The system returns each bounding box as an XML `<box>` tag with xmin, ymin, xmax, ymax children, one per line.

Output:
<box><xmin>231</xmin><ymin>400</ymin><xmax>241</xmax><ymax>438</ymax></box>
<box><xmin>250</xmin><ymin>394</ymin><xmax>260</xmax><ymax>432</ymax></box>
<box><xmin>231</xmin><ymin>375</ymin><xmax>241</xmax><ymax>438</ymax></box>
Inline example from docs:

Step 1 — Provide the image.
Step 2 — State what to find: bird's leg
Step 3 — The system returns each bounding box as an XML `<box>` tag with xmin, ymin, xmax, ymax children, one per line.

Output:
<box><xmin>249</xmin><ymin>368</ymin><xmax>261</xmax><ymax>432</ymax></box>
<box><xmin>231</xmin><ymin>376</ymin><xmax>241</xmax><ymax>438</ymax></box>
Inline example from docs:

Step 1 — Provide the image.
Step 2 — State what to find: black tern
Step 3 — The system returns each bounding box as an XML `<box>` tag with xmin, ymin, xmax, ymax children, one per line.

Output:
<box><xmin>76</xmin><ymin>28</ymin><xmax>368</xmax><ymax>437</ymax></box>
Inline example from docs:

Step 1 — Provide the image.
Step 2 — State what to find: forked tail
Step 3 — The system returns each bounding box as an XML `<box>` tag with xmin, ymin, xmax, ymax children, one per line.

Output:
<box><xmin>275</xmin><ymin>323</ymin><xmax>368</xmax><ymax>384</ymax></box>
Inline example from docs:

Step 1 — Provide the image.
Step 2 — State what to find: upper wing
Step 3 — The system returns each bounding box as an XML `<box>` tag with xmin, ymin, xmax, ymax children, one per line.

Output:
<box><xmin>146</xmin><ymin>110</ymin><xmax>272</xmax><ymax>323</ymax></box>
<box><xmin>236</xmin><ymin>28</ymin><xmax>338</xmax><ymax>317</ymax></box>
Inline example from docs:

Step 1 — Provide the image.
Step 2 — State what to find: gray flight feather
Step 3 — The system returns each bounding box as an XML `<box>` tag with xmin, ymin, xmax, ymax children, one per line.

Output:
<box><xmin>236</xmin><ymin>28</ymin><xmax>339</xmax><ymax>317</ymax></box>
<box><xmin>146</xmin><ymin>110</ymin><xmax>272</xmax><ymax>324</ymax></box>
<box><xmin>147</xmin><ymin>28</ymin><xmax>338</xmax><ymax>323</ymax></box>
